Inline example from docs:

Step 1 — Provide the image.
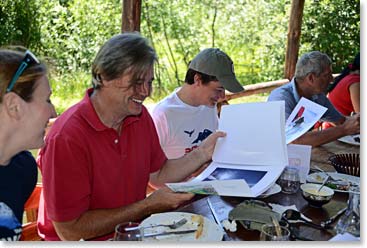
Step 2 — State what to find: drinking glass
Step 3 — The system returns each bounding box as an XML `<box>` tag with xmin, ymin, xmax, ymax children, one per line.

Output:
<box><xmin>335</xmin><ymin>186</ymin><xmax>360</xmax><ymax>237</ymax></box>
<box><xmin>259</xmin><ymin>224</ymin><xmax>290</xmax><ymax>241</ymax></box>
<box><xmin>278</xmin><ymin>167</ymin><xmax>300</xmax><ymax>194</ymax></box>
<box><xmin>114</xmin><ymin>222</ymin><xmax>143</xmax><ymax>241</ymax></box>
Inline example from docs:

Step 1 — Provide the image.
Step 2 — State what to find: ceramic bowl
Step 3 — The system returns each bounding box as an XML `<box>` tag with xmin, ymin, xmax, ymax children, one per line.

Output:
<box><xmin>300</xmin><ymin>183</ymin><xmax>334</xmax><ymax>208</ymax></box>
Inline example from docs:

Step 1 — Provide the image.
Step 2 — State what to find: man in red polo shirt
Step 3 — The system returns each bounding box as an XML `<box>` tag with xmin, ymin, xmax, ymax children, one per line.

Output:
<box><xmin>37</xmin><ymin>33</ymin><xmax>225</xmax><ymax>241</ymax></box>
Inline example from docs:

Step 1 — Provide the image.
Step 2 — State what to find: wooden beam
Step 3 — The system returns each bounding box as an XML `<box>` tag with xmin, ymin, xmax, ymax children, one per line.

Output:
<box><xmin>224</xmin><ymin>79</ymin><xmax>290</xmax><ymax>101</ymax></box>
<box><xmin>122</xmin><ymin>0</ymin><xmax>142</xmax><ymax>32</ymax></box>
<box><xmin>223</xmin><ymin>74</ymin><xmax>339</xmax><ymax>102</ymax></box>
<box><xmin>284</xmin><ymin>0</ymin><xmax>305</xmax><ymax>80</ymax></box>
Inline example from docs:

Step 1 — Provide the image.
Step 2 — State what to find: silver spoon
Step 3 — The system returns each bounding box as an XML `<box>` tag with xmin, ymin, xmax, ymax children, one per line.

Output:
<box><xmin>318</xmin><ymin>175</ymin><xmax>329</xmax><ymax>192</ymax></box>
<box><xmin>282</xmin><ymin>209</ymin><xmax>323</xmax><ymax>229</ymax></box>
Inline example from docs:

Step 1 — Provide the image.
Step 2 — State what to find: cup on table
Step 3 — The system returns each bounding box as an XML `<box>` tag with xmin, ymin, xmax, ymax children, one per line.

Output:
<box><xmin>259</xmin><ymin>223</ymin><xmax>290</xmax><ymax>241</ymax></box>
<box><xmin>278</xmin><ymin>167</ymin><xmax>300</xmax><ymax>194</ymax></box>
<box><xmin>114</xmin><ymin>222</ymin><xmax>143</xmax><ymax>241</ymax></box>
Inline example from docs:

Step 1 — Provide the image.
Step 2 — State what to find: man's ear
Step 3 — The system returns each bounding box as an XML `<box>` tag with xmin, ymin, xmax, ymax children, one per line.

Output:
<box><xmin>193</xmin><ymin>73</ymin><xmax>202</xmax><ymax>86</ymax></box>
<box><xmin>306</xmin><ymin>73</ymin><xmax>316</xmax><ymax>86</ymax></box>
<box><xmin>2</xmin><ymin>92</ymin><xmax>24</xmax><ymax>120</ymax></box>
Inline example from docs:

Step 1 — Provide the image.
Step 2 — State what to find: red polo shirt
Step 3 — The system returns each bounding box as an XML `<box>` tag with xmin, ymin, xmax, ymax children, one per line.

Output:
<box><xmin>37</xmin><ymin>88</ymin><xmax>166</xmax><ymax>240</ymax></box>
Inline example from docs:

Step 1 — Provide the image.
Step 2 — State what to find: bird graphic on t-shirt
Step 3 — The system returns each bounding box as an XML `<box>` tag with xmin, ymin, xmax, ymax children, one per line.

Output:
<box><xmin>184</xmin><ymin>129</ymin><xmax>195</xmax><ymax>137</ymax></box>
<box><xmin>192</xmin><ymin>129</ymin><xmax>212</xmax><ymax>144</ymax></box>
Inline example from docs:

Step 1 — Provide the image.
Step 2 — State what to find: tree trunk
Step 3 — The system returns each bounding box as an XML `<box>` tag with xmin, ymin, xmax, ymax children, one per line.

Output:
<box><xmin>161</xmin><ymin>15</ymin><xmax>180</xmax><ymax>86</ymax></box>
<box><xmin>122</xmin><ymin>0</ymin><xmax>142</xmax><ymax>32</ymax></box>
<box><xmin>284</xmin><ymin>0</ymin><xmax>305</xmax><ymax>80</ymax></box>
<box><xmin>211</xmin><ymin>4</ymin><xmax>217</xmax><ymax>47</ymax></box>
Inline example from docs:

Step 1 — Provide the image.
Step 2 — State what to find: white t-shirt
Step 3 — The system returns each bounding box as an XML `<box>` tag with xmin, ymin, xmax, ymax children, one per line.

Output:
<box><xmin>152</xmin><ymin>88</ymin><xmax>218</xmax><ymax>159</ymax></box>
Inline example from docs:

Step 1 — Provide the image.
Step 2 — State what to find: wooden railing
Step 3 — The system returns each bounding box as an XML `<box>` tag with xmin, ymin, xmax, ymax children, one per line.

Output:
<box><xmin>223</xmin><ymin>78</ymin><xmax>290</xmax><ymax>102</ymax></box>
<box><xmin>224</xmin><ymin>73</ymin><xmax>340</xmax><ymax>102</ymax></box>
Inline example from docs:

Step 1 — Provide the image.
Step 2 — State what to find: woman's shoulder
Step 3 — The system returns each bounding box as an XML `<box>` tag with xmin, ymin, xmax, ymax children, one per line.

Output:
<box><xmin>10</xmin><ymin>151</ymin><xmax>37</xmax><ymax>172</ymax></box>
<box><xmin>12</xmin><ymin>151</ymin><xmax>35</xmax><ymax>161</ymax></box>
<box><xmin>339</xmin><ymin>73</ymin><xmax>360</xmax><ymax>85</ymax></box>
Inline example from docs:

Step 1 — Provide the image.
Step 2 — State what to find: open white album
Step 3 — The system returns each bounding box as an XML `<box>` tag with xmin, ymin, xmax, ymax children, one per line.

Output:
<box><xmin>166</xmin><ymin>98</ymin><xmax>326</xmax><ymax>197</ymax></box>
<box><xmin>166</xmin><ymin>101</ymin><xmax>288</xmax><ymax>197</ymax></box>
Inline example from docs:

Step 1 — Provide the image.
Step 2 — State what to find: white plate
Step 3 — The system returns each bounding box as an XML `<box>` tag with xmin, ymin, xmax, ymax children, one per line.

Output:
<box><xmin>140</xmin><ymin>212</ymin><xmax>223</xmax><ymax>241</ymax></box>
<box><xmin>258</xmin><ymin>184</ymin><xmax>281</xmax><ymax>198</ymax></box>
<box><xmin>338</xmin><ymin>135</ymin><xmax>360</xmax><ymax>146</ymax></box>
<box><xmin>306</xmin><ymin>172</ymin><xmax>359</xmax><ymax>192</ymax></box>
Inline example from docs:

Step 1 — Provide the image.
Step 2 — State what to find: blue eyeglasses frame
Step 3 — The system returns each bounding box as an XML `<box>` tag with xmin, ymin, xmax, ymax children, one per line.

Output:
<box><xmin>6</xmin><ymin>50</ymin><xmax>40</xmax><ymax>93</ymax></box>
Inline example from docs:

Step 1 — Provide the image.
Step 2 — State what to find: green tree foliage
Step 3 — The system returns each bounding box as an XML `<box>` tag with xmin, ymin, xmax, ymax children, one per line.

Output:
<box><xmin>0</xmin><ymin>0</ymin><xmax>360</xmax><ymax>106</ymax></box>
<box><xmin>0</xmin><ymin>0</ymin><xmax>42</xmax><ymax>51</ymax></box>
<box><xmin>37</xmin><ymin>0</ymin><xmax>121</xmax><ymax>73</ymax></box>
<box><xmin>301</xmin><ymin>0</ymin><xmax>360</xmax><ymax>72</ymax></box>
<box><xmin>1</xmin><ymin>0</ymin><xmax>122</xmax><ymax>112</ymax></box>
<box><xmin>142</xmin><ymin>0</ymin><xmax>292</xmax><ymax>96</ymax></box>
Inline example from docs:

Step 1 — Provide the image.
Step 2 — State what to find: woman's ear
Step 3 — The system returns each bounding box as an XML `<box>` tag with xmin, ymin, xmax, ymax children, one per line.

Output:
<box><xmin>2</xmin><ymin>92</ymin><xmax>24</xmax><ymax>120</ymax></box>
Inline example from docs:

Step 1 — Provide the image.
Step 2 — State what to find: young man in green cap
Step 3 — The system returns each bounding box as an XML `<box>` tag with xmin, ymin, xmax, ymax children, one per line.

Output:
<box><xmin>151</xmin><ymin>48</ymin><xmax>243</xmax><ymax>164</ymax></box>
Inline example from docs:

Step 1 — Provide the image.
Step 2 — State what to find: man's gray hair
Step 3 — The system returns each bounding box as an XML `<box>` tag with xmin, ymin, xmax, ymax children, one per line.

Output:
<box><xmin>295</xmin><ymin>51</ymin><xmax>332</xmax><ymax>80</ymax></box>
<box><xmin>91</xmin><ymin>32</ymin><xmax>157</xmax><ymax>89</ymax></box>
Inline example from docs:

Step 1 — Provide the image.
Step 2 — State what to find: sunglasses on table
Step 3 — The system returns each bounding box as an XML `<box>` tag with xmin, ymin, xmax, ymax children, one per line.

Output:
<box><xmin>6</xmin><ymin>50</ymin><xmax>40</xmax><ymax>93</ymax></box>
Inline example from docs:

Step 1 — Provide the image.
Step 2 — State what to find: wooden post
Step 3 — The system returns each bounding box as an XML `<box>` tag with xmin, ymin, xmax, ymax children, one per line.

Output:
<box><xmin>122</xmin><ymin>0</ymin><xmax>142</xmax><ymax>32</ymax></box>
<box><xmin>284</xmin><ymin>0</ymin><xmax>305</xmax><ymax>80</ymax></box>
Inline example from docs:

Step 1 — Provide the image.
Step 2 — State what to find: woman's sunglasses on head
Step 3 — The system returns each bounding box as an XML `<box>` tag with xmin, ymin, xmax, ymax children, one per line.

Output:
<box><xmin>6</xmin><ymin>50</ymin><xmax>40</xmax><ymax>93</ymax></box>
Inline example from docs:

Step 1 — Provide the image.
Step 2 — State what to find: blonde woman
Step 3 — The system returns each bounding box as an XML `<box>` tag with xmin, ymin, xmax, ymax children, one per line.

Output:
<box><xmin>0</xmin><ymin>49</ymin><xmax>56</xmax><ymax>240</ymax></box>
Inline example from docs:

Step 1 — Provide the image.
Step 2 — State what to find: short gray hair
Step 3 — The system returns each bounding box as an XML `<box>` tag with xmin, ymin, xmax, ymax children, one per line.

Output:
<box><xmin>295</xmin><ymin>51</ymin><xmax>332</xmax><ymax>80</ymax></box>
<box><xmin>91</xmin><ymin>32</ymin><xmax>157</xmax><ymax>89</ymax></box>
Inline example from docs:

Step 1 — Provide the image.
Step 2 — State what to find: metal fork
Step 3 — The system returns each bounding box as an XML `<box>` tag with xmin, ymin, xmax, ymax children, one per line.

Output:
<box><xmin>143</xmin><ymin>218</ymin><xmax>188</xmax><ymax>229</ymax></box>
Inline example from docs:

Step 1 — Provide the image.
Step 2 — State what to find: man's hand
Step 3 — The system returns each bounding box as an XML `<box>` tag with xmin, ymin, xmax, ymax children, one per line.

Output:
<box><xmin>144</xmin><ymin>187</ymin><xmax>194</xmax><ymax>214</ymax></box>
<box><xmin>196</xmin><ymin>131</ymin><xmax>226</xmax><ymax>163</ymax></box>
<box><xmin>52</xmin><ymin>187</ymin><xmax>194</xmax><ymax>241</ymax></box>
<box><xmin>342</xmin><ymin>113</ymin><xmax>360</xmax><ymax>135</ymax></box>
<box><xmin>149</xmin><ymin>131</ymin><xmax>226</xmax><ymax>187</ymax></box>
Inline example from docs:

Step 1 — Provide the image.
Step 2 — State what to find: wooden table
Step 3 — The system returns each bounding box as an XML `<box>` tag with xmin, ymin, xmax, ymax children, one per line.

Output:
<box><xmin>310</xmin><ymin>139</ymin><xmax>359</xmax><ymax>171</ymax></box>
<box><xmin>177</xmin><ymin>140</ymin><xmax>359</xmax><ymax>241</ymax></box>
<box><xmin>179</xmin><ymin>193</ymin><xmax>348</xmax><ymax>241</ymax></box>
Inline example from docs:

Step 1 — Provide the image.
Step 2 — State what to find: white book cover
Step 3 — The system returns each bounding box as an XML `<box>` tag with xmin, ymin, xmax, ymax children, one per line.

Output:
<box><xmin>167</xmin><ymin>101</ymin><xmax>288</xmax><ymax>197</ymax></box>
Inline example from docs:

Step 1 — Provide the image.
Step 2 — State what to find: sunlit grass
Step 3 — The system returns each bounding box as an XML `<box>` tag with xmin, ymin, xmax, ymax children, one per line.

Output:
<box><xmin>49</xmin><ymin>70</ymin><xmax>90</xmax><ymax>114</ymax></box>
<box><xmin>228</xmin><ymin>93</ymin><xmax>269</xmax><ymax>104</ymax></box>
<box><xmin>51</xmin><ymin>95</ymin><xmax>82</xmax><ymax>115</ymax></box>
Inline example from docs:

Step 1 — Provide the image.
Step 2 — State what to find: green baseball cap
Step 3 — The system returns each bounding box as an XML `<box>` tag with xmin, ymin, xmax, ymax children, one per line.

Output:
<box><xmin>189</xmin><ymin>48</ymin><xmax>244</xmax><ymax>93</ymax></box>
